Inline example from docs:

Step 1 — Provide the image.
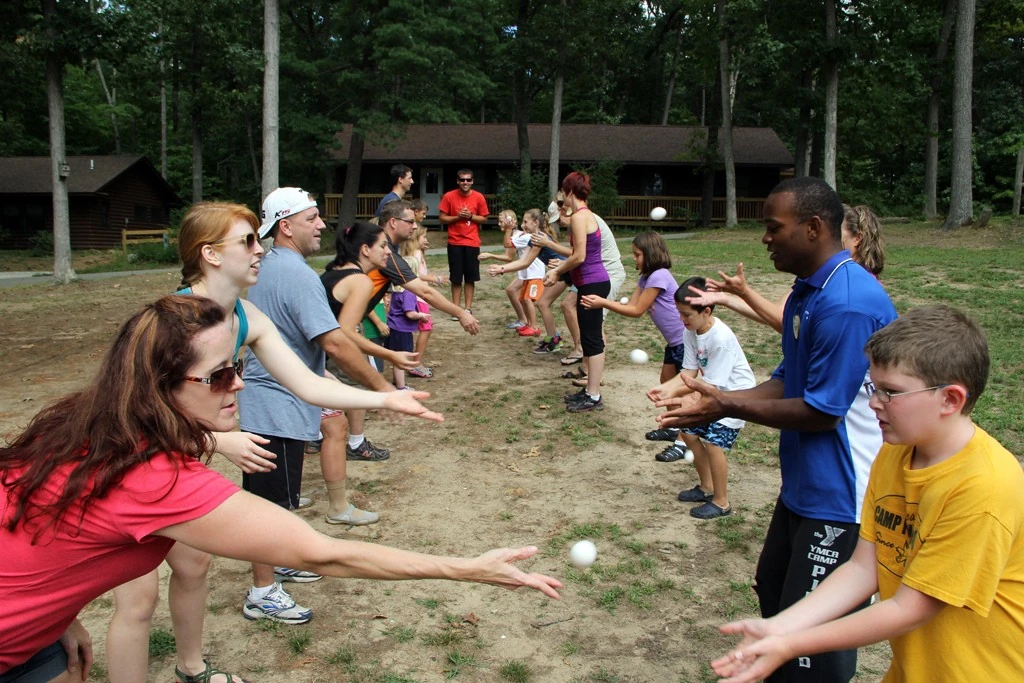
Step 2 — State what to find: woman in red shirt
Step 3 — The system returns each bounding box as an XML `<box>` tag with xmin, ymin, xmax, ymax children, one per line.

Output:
<box><xmin>0</xmin><ymin>295</ymin><xmax>561</xmax><ymax>683</ymax></box>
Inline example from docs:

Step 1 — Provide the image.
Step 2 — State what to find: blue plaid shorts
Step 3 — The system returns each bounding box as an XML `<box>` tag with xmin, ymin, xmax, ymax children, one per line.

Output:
<box><xmin>682</xmin><ymin>420</ymin><xmax>741</xmax><ymax>450</ymax></box>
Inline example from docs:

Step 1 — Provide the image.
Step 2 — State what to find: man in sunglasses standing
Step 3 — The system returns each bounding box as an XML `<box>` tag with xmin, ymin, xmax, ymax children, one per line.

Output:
<box><xmin>654</xmin><ymin>177</ymin><xmax>896</xmax><ymax>682</ymax></box>
<box><xmin>438</xmin><ymin>169</ymin><xmax>488</xmax><ymax>317</ymax></box>
<box><xmin>237</xmin><ymin>187</ymin><xmax>399</xmax><ymax>625</ymax></box>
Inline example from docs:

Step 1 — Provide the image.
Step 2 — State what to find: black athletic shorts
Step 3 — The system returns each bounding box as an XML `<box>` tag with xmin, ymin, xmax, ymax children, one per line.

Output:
<box><xmin>447</xmin><ymin>245</ymin><xmax>480</xmax><ymax>285</ymax></box>
<box><xmin>241</xmin><ymin>435</ymin><xmax>305</xmax><ymax>509</ymax></box>
<box><xmin>754</xmin><ymin>498</ymin><xmax>865</xmax><ymax>682</ymax></box>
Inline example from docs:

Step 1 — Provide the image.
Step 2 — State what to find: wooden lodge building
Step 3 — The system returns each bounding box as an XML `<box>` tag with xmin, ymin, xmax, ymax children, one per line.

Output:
<box><xmin>0</xmin><ymin>156</ymin><xmax>182</xmax><ymax>250</ymax></box>
<box><xmin>327</xmin><ymin>123</ymin><xmax>794</xmax><ymax>226</ymax></box>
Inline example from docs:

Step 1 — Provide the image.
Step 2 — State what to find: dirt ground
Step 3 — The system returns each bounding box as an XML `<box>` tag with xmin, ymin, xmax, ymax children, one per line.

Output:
<box><xmin>0</xmin><ymin>265</ymin><xmax>891</xmax><ymax>682</ymax></box>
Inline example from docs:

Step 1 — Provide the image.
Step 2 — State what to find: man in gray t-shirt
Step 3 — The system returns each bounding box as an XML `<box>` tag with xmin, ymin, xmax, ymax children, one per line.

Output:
<box><xmin>237</xmin><ymin>187</ymin><xmax>394</xmax><ymax>625</ymax></box>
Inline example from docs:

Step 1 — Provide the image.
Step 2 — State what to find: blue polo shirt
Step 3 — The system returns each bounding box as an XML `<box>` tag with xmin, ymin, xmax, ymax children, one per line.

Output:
<box><xmin>771</xmin><ymin>250</ymin><xmax>896</xmax><ymax>523</ymax></box>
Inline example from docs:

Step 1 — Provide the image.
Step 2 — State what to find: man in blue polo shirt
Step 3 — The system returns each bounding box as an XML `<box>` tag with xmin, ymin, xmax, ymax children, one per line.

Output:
<box><xmin>657</xmin><ymin>177</ymin><xmax>896</xmax><ymax>682</ymax></box>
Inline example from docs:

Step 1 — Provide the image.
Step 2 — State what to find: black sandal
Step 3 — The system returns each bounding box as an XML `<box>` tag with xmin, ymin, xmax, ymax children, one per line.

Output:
<box><xmin>560</xmin><ymin>366</ymin><xmax>587</xmax><ymax>380</ymax></box>
<box><xmin>175</xmin><ymin>661</ymin><xmax>242</xmax><ymax>683</ymax></box>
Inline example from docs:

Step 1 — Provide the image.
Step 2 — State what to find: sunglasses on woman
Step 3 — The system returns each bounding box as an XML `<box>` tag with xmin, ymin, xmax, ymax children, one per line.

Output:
<box><xmin>184</xmin><ymin>358</ymin><xmax>243</xmax><ymax>392</ymax></box>
<box><xmin>211</xmin><ymin>232</ymin><xmax>258</xmax><ymax>251</ymax></box>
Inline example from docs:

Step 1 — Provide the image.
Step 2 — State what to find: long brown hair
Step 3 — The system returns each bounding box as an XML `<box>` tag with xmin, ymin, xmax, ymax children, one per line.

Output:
<box><xmin>179</xmin><ymin>202</ymin><xmax>260</xmax><ymax>287</ymax></box>
<box><xmin>1</xmin><ymin>295</ymin><xmax>227</xmax><ymax>538</ymax></box>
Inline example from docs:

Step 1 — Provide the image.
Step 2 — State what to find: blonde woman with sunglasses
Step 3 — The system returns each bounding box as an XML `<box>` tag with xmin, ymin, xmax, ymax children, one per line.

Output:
<box><xmin>105</xmin><ymin>203</ymin><xmax>437</xmax><ymax>683</ymax></box>
<box><xmin>1</xmin><ymin>296</ymin><xmax>562</xmax><ymax>683</ymax></box>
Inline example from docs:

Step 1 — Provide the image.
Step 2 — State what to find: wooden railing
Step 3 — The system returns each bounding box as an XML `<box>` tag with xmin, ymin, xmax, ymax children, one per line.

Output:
<box><xmin>122</xmin><ymin>228</ymin><xmax>172</xmax><ymax>254</ymax></box>
<box><xmin>322</xmin><ymin>194</ymin><xmax>763</xmax><ymax>226</ymax></box>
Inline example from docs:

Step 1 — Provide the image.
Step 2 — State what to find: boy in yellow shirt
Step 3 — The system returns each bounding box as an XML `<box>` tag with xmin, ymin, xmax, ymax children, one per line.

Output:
<box><xmin>711</xmin><ymin>305</ymin><xmax>1024</xmax><ymax>683</ymax></box>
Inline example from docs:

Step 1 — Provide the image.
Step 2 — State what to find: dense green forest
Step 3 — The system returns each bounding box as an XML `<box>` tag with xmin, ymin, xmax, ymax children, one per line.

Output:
<box><xmin>3</xmin><ymin>0</ymin><xmax>1022</xmax><ymax>216</ymax></box>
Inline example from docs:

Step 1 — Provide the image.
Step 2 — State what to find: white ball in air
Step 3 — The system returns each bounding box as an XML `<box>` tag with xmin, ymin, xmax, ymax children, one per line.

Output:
<box><xmin>650</xmin><ymin>206</ymin><xmax>667</xmax><ymax>221</ymax></box>
<box><xmin>569</xmin><ymin>540</ymin><xmax>597</xmax><ymax>568</ymax></box>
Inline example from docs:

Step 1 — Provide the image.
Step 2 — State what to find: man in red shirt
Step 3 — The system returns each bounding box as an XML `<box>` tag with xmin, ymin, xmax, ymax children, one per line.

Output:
<box><xmin>438</xmin><ymin>169</ymin><xmax>489</xmax><ymax>315</ymax></box>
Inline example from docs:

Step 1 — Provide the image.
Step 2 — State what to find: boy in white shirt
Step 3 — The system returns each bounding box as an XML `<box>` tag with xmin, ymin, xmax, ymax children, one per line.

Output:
<box><xmin>648</xmin><ymin>277</ymin><xmax>756</xmax><ymax>519</ymax></box>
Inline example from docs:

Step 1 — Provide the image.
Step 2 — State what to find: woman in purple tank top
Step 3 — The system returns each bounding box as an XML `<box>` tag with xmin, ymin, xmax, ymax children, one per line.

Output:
<box><xmin>543</xmin><ymin>172</ymin><xmax>610</xmax><ymax>412</ymax></box>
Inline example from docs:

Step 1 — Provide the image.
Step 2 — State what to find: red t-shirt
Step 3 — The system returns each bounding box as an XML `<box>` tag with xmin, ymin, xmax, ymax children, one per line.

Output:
<box><xmin>0</xmin><ymin>454</ymin><xmax>238</xmax><ymax>671</ymax></box>
<box><xmin>438</xmin><ymin>189</ymin><xmax>489</xmax><ymax>247</ymax></box>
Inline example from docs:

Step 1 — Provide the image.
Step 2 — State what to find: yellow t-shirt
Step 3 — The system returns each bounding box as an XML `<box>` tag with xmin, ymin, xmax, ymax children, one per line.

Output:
<box><xmin>860</xmin><ymin>426</ymin><xmax>1024</xmax><ymax>682</ymax></box>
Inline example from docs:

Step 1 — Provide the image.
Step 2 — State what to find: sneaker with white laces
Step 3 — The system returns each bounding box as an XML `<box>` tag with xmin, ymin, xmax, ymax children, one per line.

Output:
<box><xmin>506</xmin><ymin>320</ymin><xmax>526</xmax><ymax>329</ymax></box>
<box><xmin>566</xmin><ymin>393</ymin><xmax>604</xmax><ymax>412</ymax></box>
<box><xmin>243</xmin><ymin>583</ymin><xmax>313</xmax><ymax>624</ymax></box>
<box><xmin>346</xmin><ymin>439</ymin><xmax>391</xmax><ymax>461</ymax></box>
<box><xmin>273</xmin><ymin>567</ymin><xmax>323</xmax><ymax>583</ymax></box>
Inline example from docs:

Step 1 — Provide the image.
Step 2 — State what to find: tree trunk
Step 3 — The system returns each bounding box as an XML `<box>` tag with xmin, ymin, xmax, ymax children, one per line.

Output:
<box><xmin>88</xmin><ymin>0</ymin><xmax>119</xmax><ymax>154</ymax></box>
<box><xmin>191</xmin><ymin>110</ymin><xmax>203</xmax><ymax>202</ymax></box>
<box><xmin>925</xmin><ymin>0</ymin><xmax>957</xmax><ymax>220</ymax></box>
<box><xmin>246</xmin><ymin>116</ymin><xmax>260</xmax><ymax>189</ymax></box>
<box><xmin>548</xmin><ymin>70</ymin><xmax>564</xmax><ymax>198</ymax></box>
<box><xmin>94</xmin><ymin>61</ymin><xmax>121</xmax><ymax>154</ymax></box>
<box><xmin>823</xmin><ymin>0</ymin><xmax>838</xmax><ymax>188</ymax></box>
<box><xmin>261</xmin><ymin>0</ymin><xmax>280</xmax><ymax>200</ymax></box>
<box><xmin>512</xmin><ymin>0</ymin><xmax>530</xmax><ymax>181</ymax></box>
<box><xmin>1013</xmin><ymin>147</ymin><xmax>1023</xmax><ymax>217</ymax></box>
<box><xmin>701</xmin><ymin>72</ymin><xmax>722</xmax><ymax>228</ymax></box>
<box><xmin>718</xmin><ymin>0</ymin><xmax>736</xmax><ymax>227</ymax></box>
<box><xmin>159</xmin><ymin>52</ymin><xmax>167</xmax><ymax>179</ymax></box>
<box><xmin>45</xmin><ymin>0</ymin><xmax>75</xmax><ymax>283</ymax></box>
<box><xmin>661</xmin><ymin>29</ymin><xmax>683</xmax><ymax>126</ymax></box>
<box><xmin>339</xmin><ymin>130</ymin><xmax>364</xmax><ymax>230</ymax></box>
<box><xmin>795</xmin><ymin>70</ymin><xmax>813</xmax><ymax>177</ymax></box>
<box><xmin>189</xmin><ymin>13</ymin><xmax>203</xmax><ymax>202</ymax></box>
<box><xmin>943</xmin><ymin>0</ymin><xmax>975</xmax><ymax>230</ymax></box>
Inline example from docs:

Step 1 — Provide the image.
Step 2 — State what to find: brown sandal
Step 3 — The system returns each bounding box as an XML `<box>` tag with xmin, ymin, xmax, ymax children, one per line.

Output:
<box><xmin>561</xmin><ymin>366</ymin><xmax>587</xmax><ymax>380</ymax></box>
<box><xmin>572</xmin><ymin>377</ymin><xmax>604</xmax><ymax>387</ymax></box>
<box><xmin>560</xmin><ymin>354</ymin><xmax>583</xmax><ymax>366</ymax></box>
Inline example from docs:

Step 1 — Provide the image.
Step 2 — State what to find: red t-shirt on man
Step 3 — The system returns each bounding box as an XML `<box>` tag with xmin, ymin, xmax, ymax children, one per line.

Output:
<box><xmin>438</xmin><ymin>189</ymin><xmax>489</xmax><ymax>247</ymax></box>
<box><xmin>0</xmin><ymin>454</ymin><xmax>238</xmax><ymax>672</ymax></box>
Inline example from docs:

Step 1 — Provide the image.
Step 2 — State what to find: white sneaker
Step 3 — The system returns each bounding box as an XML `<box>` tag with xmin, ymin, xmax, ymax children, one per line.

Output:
<box><xmin>273</xmin><ymin>567</ymin><xmax>323</xmax><ymax>583</ymax></box>
<box><xmin>242</xmin><ymin>583</ymin><xmax>313</xmax><ymax>624</ymax></box>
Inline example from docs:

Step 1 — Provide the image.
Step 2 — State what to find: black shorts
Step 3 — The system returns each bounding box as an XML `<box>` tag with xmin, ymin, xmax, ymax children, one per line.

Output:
<box><xmin>447</xmin><ymin>245</ymin><xmax>480</xmax><ymax>285</ymax></box>
<box><xmin>242</xmin><ymin>436</ymin><xmax>305</xmax><ymax>509</ymax></box>
<box><xmin>754</xmin><ymin>498</ymin><xmax>865</xmax><ymax>682</ymax></box>
<box><xmin>0</xmin><ymin>641</ymin><xmax>67</xmax><ymax>683</ymax></box>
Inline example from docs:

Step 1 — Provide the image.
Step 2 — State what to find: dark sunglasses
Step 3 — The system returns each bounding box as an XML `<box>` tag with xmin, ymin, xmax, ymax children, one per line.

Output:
<box><xmin>211</xmin><ymin>233</ymin><xmax>258</xmax><ymax>251</ymax></box>
<box><xmin>184</xmin><ymin>357</ymin><xmax>243</xmax><ymax>392</ymax></box>
<box><xmin>458</xmin><ymin>178</ymin><xmax>473</xmax><ymax>183</ymax></box>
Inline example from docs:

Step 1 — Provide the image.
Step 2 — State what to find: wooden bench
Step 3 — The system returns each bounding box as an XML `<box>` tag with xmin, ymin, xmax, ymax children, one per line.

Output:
<box><xmin>122</xmin><ymin>228</ymin><xmax>171</xmax><ymax>255</ymax></box>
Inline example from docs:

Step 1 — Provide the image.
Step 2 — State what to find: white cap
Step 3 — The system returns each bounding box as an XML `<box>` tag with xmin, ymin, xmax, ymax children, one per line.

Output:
<box><xmin>546</xmin><ymin>201</ymin><xmax>560</xmax><ymax>224</ymax></box>
<box><xmin>259</xmin><ymin>187</ymin><xmax>318</xmax><ymax>237</ymax></box>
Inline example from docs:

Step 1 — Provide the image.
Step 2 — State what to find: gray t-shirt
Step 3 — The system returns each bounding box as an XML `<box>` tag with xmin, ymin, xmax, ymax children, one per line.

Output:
<box><xmin>239</xmin><ymin>247</ymin><xmax>340</xmax><ymax>440</ymax></box>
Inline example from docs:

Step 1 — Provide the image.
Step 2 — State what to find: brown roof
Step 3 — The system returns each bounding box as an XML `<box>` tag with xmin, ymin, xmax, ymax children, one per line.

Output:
<box><xmin>0</xmin><ymin>155</ymin><xmax>181</xmax><ymax>201</ymax></box>
<box><xmin>332</xmin><ymin>124</ymin><xmax>793</xmax><ymax>166</ymax></box>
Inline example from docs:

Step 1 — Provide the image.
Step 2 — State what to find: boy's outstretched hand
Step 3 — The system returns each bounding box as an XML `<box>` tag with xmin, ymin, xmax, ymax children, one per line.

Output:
<box><xmin>711</xmin><ymin>618</ymin><xmax>791</xmax><ymax>683</ymax></box>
